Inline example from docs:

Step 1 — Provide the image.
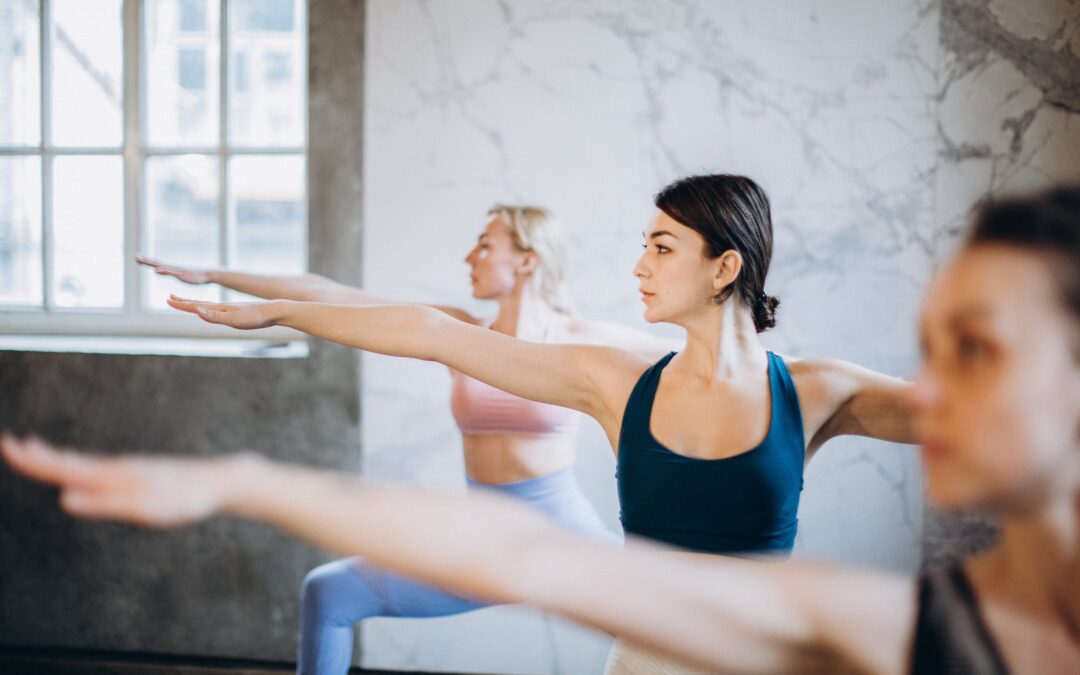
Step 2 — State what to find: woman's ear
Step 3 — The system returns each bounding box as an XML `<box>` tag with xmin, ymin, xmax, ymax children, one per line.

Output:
<box><xmin>518</xmin><ymin>251</ymin><xmax>539</xmax><ymax>276</ymax></box>
<box><xmin>712</xmin><ymin>250</ymin><xmax>743</xmax><ymax>296</ymax></box>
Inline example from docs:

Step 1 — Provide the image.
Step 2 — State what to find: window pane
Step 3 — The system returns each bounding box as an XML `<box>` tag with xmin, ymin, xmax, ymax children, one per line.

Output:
<box><xmin>145</xmin><ymin>0</ymin><xmax>220</xmax><ymax>147</ymax></box>
<box><xmin>0</xmin><ymin>0</ymin><xmax>41</xmax><ymax>146</ymax></box>
<box><xmin>0</xmin><ymin>156</ymin><xmax>43</xmax><ymax>305</ymax></box>
<box><xmin>144</xmin><ymin>154</ymin><xmax>220</xmax><ymax>309</ymax></box>
<box><xmin>51</xmin><ymin>0</ymin><xmax>123</xmax><ymax>147</ymax></box>
<box><xmin>229</xmin><ymin>155</ymin><xmax>304</xmax><ymax>289</ymax></box>
<box><xmin>229</xmin><ymin>0</ymin><xmax>304</xmax><ymax>147</ymax></box>
<box><xmin>52</xmin><ymin>155</ymin><xmax>123</xmax><ymax>307</ymax></box>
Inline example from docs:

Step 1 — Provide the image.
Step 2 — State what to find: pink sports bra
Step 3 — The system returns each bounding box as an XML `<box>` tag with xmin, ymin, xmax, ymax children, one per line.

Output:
<box><xmin>450</xmin><ymin>369</ymin><xmax>579</xmax><ymax>437</ymax></box>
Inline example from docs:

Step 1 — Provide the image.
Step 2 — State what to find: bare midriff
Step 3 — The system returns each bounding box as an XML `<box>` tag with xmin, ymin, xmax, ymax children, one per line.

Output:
<box><xmin>461</xmin><ymin>432</ymin><xmax>578</xmax><ymax>485</ymax></box>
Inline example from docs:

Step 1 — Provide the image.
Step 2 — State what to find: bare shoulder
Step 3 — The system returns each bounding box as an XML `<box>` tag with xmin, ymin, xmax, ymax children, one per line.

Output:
<box><xmin>778</xmin><ymin>357</ymin><xmax>851</xmax><ymax>418</ymax></box>
<box><xmin>567</xmin><ymin>342</ymin><xmax>656</xmax><ymax>429</ymax></box>
<box><xmin>784</xmin><ymin>357</ymin><xmax>891</xmax><ymax>406</ymax></box>
<box><xmin>430</xmin><ymin>304</ymin><xmax>483</xmax><ymax>326</ymax></box>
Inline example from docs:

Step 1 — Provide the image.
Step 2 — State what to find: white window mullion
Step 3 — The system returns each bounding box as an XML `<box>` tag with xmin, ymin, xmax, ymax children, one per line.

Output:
<box><xmin>218</xmin><ymin>0</ymin><xmax>230</xmax><ymax>278</ymax></box>
<box><xmin>40</xmin><ymin>0</ymin><xmax>53</xmax><ymax>311</ymax></box>
<box><xmin>122</xmin><ymin>0</ymin><xmax>142</xmax><ymax>314</ymax></box>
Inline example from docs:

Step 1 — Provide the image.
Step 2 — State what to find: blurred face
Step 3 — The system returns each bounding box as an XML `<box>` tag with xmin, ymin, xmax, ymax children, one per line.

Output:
<box><xmin>463</xmin><ymin>216</ymin><xmax>534</xmax><ymax>300</ymax></box>
<box><xmin>914</xmin><ymin>245</ymin><xmax>1080</xmax><ymax>512</ymax></box>
<box><xmin>633</xmin><ymin>211</ymin><xmax>729</xmax><ymax>324</ymax></box>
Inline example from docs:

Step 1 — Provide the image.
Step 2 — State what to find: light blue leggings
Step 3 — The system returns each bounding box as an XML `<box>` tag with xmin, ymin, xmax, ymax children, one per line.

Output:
<box><xmin>296</xmin><ymin>467</ymin><xmax>614</xmax><ymax>675</ymax></box>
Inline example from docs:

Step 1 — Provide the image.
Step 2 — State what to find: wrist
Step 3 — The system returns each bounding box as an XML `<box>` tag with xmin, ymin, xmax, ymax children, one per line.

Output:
<box><xmin>266</xmin><ymin>299</ymin><xmax>295</xmax><ymax>326</ymax></box>
<box><xmin>217</xmin><ymin>452</ymin><xmax>275</xmax><ymax>518</ymax></box>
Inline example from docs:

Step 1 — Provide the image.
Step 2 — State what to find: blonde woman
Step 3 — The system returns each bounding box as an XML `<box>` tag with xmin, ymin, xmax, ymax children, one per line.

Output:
<box><xmin>139</xmin><ymin>205</ymin><xmax>673</xmax><ymax>675</ymax></box>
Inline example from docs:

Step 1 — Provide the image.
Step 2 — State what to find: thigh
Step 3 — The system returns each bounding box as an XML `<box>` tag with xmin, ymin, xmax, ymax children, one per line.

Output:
<box><xmin>347</xmin><ymin>559</ymin><xmax>491</xmax><ymax>619</ymax></box>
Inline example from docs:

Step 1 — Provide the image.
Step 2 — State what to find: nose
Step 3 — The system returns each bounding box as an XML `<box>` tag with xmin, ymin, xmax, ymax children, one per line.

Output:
<box><xmin>464</xmin><ymin>248</ymin><xmax>476</xmax><ymax>266</ymax></box>
<box><xmin>910</xmin><ymin>364</ymin><xmax>940</xmax><ymax>414</ymax></box>
<box><xmin>633</xmin><ymin>252</ymin><xmax>649</xmax><ymax>280</ymax></box>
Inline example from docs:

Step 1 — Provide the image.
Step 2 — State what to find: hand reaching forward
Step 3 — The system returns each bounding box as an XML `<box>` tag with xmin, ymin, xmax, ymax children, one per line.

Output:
<box><xmin>0</xmin><ymin>435</ymin><xmax>247</xmax><ymax>527</ymax></box>
<box><xmin>167</xmin><ymin>295</ymin><xmax>284</xmax><ymax>329</ymax></box>
<box><xmin>136</xmin><ymin>256</ymin><xmax>214</xmax><ymax>285</ymax></box>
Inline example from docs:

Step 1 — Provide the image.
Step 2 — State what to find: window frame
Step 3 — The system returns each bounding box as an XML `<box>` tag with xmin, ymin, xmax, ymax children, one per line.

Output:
<box><xmin>0</xmin><ymin>0</ymin><xmax>308</xmax><ymax>341</ymax></box>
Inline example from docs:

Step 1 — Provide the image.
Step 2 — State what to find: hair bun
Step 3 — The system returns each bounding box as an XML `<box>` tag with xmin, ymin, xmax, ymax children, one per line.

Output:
<box><xmin>752</xmin><ymin>294</ymin><xmax>780</xmax><ymax>332</ymax></box>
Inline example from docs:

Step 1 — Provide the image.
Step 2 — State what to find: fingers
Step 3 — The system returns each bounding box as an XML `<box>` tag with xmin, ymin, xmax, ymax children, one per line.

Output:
<box><xmin>167</xmin><ymin>295</ymin><xmax>227</xmax><ymax>314</ymax></box>
<box><xmin>60</xmin><ymin>488</ymin><xmax>153</xmax><ymax>525</ymax></box>
<box><xmin>1</xmin><ymin>434</ymin><xmax>114</xmax><ymax>490</ymax></box>
<box><xmin>135</xmin><ymin>256</ymin><xmax>175</xmax><ymax>275</ymax></box>
<box><xmin>167</xmin><ymin>295</ymin><xmax>245</xmax><ymax>326</ymax></box>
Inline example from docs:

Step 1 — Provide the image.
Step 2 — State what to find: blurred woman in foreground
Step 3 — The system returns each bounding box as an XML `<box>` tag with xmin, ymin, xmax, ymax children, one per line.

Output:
<box><xmin>5</xmin><ymin>187</ymin><xmax>1079</xmax><ymax>673</ymax></box>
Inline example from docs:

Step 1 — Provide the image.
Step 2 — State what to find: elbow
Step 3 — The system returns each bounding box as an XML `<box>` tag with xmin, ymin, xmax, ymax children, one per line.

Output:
<box><xmin>411</xmin><ymin>307</ymin><xmax>451</xmax><ymax>362</ymax></box>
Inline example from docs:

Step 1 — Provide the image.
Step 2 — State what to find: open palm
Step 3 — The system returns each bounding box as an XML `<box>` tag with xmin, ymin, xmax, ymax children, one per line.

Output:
<box><xmin>1</xmin><ymin>435</ymin><xmax>230</xmax><ymax>527</ymax></box>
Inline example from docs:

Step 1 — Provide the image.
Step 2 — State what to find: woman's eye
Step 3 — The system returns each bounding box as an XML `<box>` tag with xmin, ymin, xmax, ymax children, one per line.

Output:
<box><xmin>656</xmin><ymin>245</ymin><xmax>670</xmax><ymax>254</ymax></box>
<box><xmin>956</xmin><ymin>335</ymin><xmax>989</xmax><ymax>365</ymax></box>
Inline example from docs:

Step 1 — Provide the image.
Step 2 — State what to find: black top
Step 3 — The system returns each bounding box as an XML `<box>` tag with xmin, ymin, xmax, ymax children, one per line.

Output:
<box><xmin>911</xmin><ymin>567</ymin><xmax>1010</xmax><ymax>675</ymax></box>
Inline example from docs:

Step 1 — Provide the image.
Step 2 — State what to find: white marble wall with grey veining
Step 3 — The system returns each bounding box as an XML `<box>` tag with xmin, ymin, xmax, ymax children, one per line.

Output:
<box><xmin>935</xmin><ymin>0</ymin><xmax>1080</xmax><ymax>239</ymax></box>
<box><xmin>923</xmin><ymin>0</ymin><xmax>1080</xmax><ymax>569</ymax></box>
<box><xmin>359</xmin><ymin>0</ymin><xmax>939</xmax><ymax>672</ymax></box>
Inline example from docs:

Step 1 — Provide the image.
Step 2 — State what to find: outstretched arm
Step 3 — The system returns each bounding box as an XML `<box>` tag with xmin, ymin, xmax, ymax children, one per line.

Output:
<box><xmin>1</xmin><ymin>436</ymin><xmax>915</xmax><ymax>674</ymax></box>
<box><xmin>563</xmin><ymin>318</ymin><xmax>683</xmax><ymax>362</ymax></box>
<box><xmin>137</xmin><ymin>257</ymin><xmax>477</xmax><ymax>323</ymax></box>
<box><xmin>168</xmin><ymin>296</ymin><xmax>645</xmax><ymax>422</ymax></box>
<box><xmin>793</xmin><ymin>360</ymin><xmax>916</xmax><ymax>456</ymax></box>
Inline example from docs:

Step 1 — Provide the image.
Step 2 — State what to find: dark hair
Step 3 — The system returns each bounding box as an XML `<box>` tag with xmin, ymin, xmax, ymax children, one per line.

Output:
<box><xmin>967</xmin><ymin>186</ymin><xmax>1080</xmax><ymax>356</ymax></box>
<box><xmin>654</xmin><ymin>174</ymin><xmax>779</xmax><ymax>332</ymax></box>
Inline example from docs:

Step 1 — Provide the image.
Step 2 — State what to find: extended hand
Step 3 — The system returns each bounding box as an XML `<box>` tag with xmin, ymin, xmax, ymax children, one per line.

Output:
<box><xmin>0</xmin><ymin>435</ymin><xmax>236</xmax><ymax>527</ymax></box>
<box><xmin>136</xmin><ymin>256</ymin><xmax>213</xmax><ymax>285</ymax></box>
<box><xmin>167</xmin><ymin>295</ymin><xmax>283</xmax><ymax>329</ymax></box>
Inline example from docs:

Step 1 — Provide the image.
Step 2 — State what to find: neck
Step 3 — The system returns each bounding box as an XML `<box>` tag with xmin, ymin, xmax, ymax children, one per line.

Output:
<box><xmin>989</xmin><ymin>484</ymin><xmax>1080</xmax><ymax>638</ymax></box>
<box><xmin>491</xmin><ymin>279</ymin><xmax>553</xmax><ymax>338</ymax></box>
<box><xmin>676</xmin><ymin>300</ymin><xmax>765</xmax><ymax>380</ymax></box>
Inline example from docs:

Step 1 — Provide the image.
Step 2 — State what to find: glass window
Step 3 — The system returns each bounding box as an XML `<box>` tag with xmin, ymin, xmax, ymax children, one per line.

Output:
<box><xmin>51</xmin><ymin>0</ymin><xmax>123</xmax><ymax>148</ymax></box>
<box><xmin>177</xmin><ymin>47</ymin><xmax>206</xmax><ymax>89</ymax></box>
<box><xmin>0</xmin><ymin>156</ymin><xmax>43</xmax><ymax>305</ymax></box>
<box><xmin>0</xmin><ymin>1</ymin><xmax>307</xmax><ymax>338</ymax></box>
<box><xmin>178</xmin><ymin>0</ymin><xmax>208</xmax><ymax>32</ymax></box>
<box><xmin>0</xmin><ymin>0</ymin><xmax>41</xmax><ymax>146</ymax></box>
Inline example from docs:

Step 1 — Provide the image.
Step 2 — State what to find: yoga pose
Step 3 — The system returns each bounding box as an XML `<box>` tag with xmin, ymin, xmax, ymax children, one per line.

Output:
<box><xmin>6</xmin><ymin>184</ymin><xmax>1079</xmax><ymax>674</ymax></box>
<box><xmin>165</xmin><ymin>174</ymin><xmax>915</xmax><ymax>670</ymax></box>
<box><xmin>140</xmin><ymin>204</ymin><xmax>673</xmax><ymax>674</ymax></box>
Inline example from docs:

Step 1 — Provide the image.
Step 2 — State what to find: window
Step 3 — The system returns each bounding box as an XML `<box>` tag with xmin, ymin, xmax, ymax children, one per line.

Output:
<box><xmin>0</xmin><ymin>0</ymin><xmax>306</xmax><ymax>339</ymax></box>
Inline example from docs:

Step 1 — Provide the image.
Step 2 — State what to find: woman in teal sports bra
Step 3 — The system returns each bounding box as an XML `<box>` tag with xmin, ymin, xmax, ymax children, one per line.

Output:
<box><xmin>168</xmin><ymin>173</ymin><xmax>916</xmax><ymax>668</ymax></box>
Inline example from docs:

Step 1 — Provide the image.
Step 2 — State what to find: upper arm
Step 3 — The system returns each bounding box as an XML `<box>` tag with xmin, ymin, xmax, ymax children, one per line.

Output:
<box><xmin>563</xmin><ymin>318</ymin><xmax>681</xmax><ymax>362</ymax></box>
<box><xmin>301</xmin><ymin>280</ymin><xmax>480</xmax><ymax>324</ymax></box>
<box><xmin>430</xmin><ymin>315</ymin><xmax>647</xmax><ymax>424</ymax></box>
<box><xmin>791</xmin><ymin>359</ymin><xmax>916</xmax><ymax>454</ymax></box>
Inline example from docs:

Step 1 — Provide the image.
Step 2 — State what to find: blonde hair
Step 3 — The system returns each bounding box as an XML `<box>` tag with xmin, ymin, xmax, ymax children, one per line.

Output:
<box><xmin>488</xmin><ymin>204</ymin><xmax>574</xmax><ymax>315</ymax></box>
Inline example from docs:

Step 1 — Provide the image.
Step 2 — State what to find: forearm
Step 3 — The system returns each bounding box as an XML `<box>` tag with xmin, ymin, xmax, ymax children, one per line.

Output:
<box><xmin>273</xmin><ymin>301</ymin><xmax>444</xmax><ymax>360</ymax></box>
<box><xmin>220</xmin><ymin>456</ymin><xmax>565</xmax><ymax>604</ymax></box>
<box><xmin>220</xmin><ymin>457</ymin><xmax>828</xmax><ymax>672</ymax></box>
<box><xmin>210</xmin><ymin>271</ymin><xmax>377</xmax><ymax>304</ymax></box>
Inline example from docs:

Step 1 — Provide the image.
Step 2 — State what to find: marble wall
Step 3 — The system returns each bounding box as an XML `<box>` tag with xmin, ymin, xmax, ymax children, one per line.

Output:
<box><xmin>360</xmin><ymin>1</ymin><xmax>938</xmax><ymax>672</ymax></box>
<box><xmin>359</xmin><ymin>0</ymin><xmax>1078</xmax><ymax>671</ymax></box>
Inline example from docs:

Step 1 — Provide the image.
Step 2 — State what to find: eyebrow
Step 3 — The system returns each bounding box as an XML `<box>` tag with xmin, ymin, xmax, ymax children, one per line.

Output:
<box><xmin>643</xmin><ymin>230</ymin><xmax>678</xmax><ymax>240</ymax></box>
<box><xmin>945</xmin><ymin>305</ymin><xmax>995</xmax><ymax>330</ymax></box>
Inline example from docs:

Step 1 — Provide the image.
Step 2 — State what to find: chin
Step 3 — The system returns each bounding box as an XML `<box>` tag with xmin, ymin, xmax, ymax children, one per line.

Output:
<box><xmin>925</xmin><ymin>470</ymin><xmax>1000</xmax><ymax>513</ymax></box>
